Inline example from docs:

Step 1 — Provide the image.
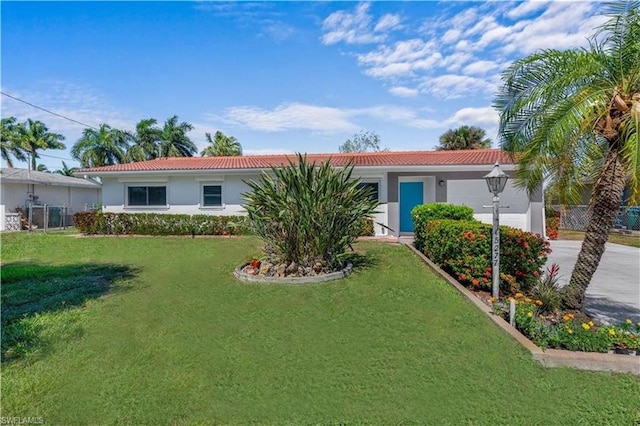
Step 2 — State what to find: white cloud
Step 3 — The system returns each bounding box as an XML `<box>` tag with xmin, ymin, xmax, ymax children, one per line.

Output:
<box><xmin>321</xmin><ymin>3</ymin><xmax>403</xmax><ymax>46</ymax></box>
<box><xmin>219</xmin><ymin>103</ymin><xmax>359</xmax><ymax>132</ymax></box>
<box><xmin>374</xmin><ymin>13</ymin><xmax>402</xmax><ymax>32</ymax></box>
<box><xmin>357</xmin><ymin>39</ymin><xmax>442</xmax><ymax>78</ymax></box>
<box><xmin>446</xmin><ymin>106</ymin><xmax>499</xmax><ymax>127</ymax></box>
<box><xmin>207</xmin><ymin>102</ymin><xmax>446</xmax><ymax>133</ymax></box>
<box><xmin>462</xmin><ymin>60</ymin><xmax>500</xmax><ymax>76</ymax></box>
<box><xmin>322</xmin><ymin>2</ymin><xmax>387</xmax><ymax>45</ymax></box>
<box><xmin>501</xmin><ymin>2</ymin><xmax>603</xmax><ymax>54</ymax></box>
<box><xmin>1</xmin><ymin>82</ymin><xmax>136</xmax><ymax>143</ymax></box>
<box><xmin>506</xmin><ymin>1</ymin><xmax>549</xmax><ymax>19</ymax></box>
<box><xmin>388</xmin><ymin>86</ymin><xmax>419</xmax><ymax>98</ymax></box>
<box><xmin>420</xmin><ymin>75</ymin><xmax>495</xmax><ymax>99</ymax></box>
<box><xmin>441</xmin><ymin>29</ymin><xmax>462</xmax><ymax>45</ymax></box>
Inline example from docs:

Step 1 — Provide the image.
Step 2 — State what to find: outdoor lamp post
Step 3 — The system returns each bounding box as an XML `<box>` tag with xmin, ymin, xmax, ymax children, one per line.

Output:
<box><xmin>484</xmin><ymin>162</ymin><xmax>508</xmax><ymax>300</ymax></box>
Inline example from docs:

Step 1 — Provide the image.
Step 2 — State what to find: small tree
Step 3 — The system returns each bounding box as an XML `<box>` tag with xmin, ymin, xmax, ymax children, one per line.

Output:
<box><xmin>436</xmin><ymin>126</ymin><xmax>491</xmax><ymax>151</ymax></box>
<box><xmin>243</xmin><ymin>154</ymin><xmax>379</xmax><ymax>270</ymax></box>
<box><xmin>339</xmin><ymin>131</ymin><xmax>387</xmax><ymax>153</ymax></box>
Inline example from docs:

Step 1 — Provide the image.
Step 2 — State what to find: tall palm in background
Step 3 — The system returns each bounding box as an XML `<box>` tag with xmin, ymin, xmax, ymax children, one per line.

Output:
<box><xmin>54</xmin><ymin>161</ymin><xmax>77</xmax><ymax>177</ymax></box>
<box><xmin>493</xmin><ymin>2</ymin><xmax>639</xmax><ymax>310</ymax></box>
<box><xmin>72</xmin><ymin>124</ymin><xmax>130</xmax><ymax>168</ymax></box>
<box><xmin>128</xmin><ymin>118</ymin><xmax>162</xmax><ymax>162</ymax></box>
<box><xmin>1</xmin><ymin>117</ymin><xmax>27</xmax><ymax>167</ymax></box>
<box><xmin>200</xmin><ymin>131</ymin><xmax>243</xmax><ymax>156</ymax></box>
<box><xmin>436</xmin><ymin>126</ymin><xmax>491</xmax><ymax>151</ymax></box>
<box><xmin>158</xmin><ymin>115</ymin><xmax>196</xmax><ymax>158</ymax></box>
<box><xmin>16</xmin><ymin>119</ymin><xmax>65</xmax><ymax>170</ymax></box>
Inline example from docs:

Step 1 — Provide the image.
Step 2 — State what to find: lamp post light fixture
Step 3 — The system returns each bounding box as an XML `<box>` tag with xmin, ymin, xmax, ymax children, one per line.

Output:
<box><xmin>484</xmin><ymin>162</ymin><xmax>508</xmax><ymax>301</ymax></box>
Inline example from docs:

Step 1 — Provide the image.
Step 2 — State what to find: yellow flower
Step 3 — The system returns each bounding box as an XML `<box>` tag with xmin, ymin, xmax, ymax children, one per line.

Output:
<box><xmin>588</xmin><ymin>321</ymin><xmax>594</xmax><ymax>327</ymax></box>
<box><xmin>525</xmin><ymin>297</ymin><xmax>532</xmax><ymax>303</ymax></box>
<box><xmin>527</xmin><ymin>312</ymin><xmax>533</xmax><ymax>318</ymax></box>
<box><xmin>625</xmin><ymin>319</ymin><xmax>632</xmax><ymax>324</ymax></box>
<box><xmin>581</xmin><ymin>323</ymin><xmax>591</xmax><ymax>331</ymax></box>
<box><xmin>608</xmin><ymin>328</ymin><xmax>616</xmax><ymax>336</ymax></box>
<box><xmin>488</xmin><ymin>297</ymin><xmax>496</xmax><ymax>304</ymax></box>
<box><xmin>566</xmin><ymin>328</ymin><xmax>573</xmax><ymax>334</ymax></box>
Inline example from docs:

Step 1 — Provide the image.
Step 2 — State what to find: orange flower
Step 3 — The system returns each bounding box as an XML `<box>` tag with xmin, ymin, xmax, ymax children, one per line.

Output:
<box><xmin>471</xmin><ymin>279</ymin><xmax>480</xmax><ymax>286</ymax></box>
<box><xmin>535</xmin><ymin>300</ymin><xmax>543</xmax><ymax>306</ymax></box>
<box><xmin>515</xmin><ymin>293</ymin><xmax>524</xmax><ymax>299</ymax></box>
<box><xmin>488</xmin><ymin>297</ymin><xmax>496</xmax><ymax>304</ymax></box>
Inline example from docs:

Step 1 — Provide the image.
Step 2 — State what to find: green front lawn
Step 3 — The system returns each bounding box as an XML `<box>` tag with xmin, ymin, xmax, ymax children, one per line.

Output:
<box><xmin>1</xmin><ymin>232</ymin><xmax>638</xmax><ymax>424</ymax></box>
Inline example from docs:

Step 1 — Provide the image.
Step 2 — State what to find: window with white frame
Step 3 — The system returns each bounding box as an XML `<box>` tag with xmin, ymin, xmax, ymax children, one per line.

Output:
<box><xmin>127</xmin><ymin>185</ymin><xmax>167</xmax><ymax>206</ymax></box>
<box><xmin>202</xmin><ymin>184</ymin><xmax>223</xmax><ymax>207</ymax></box>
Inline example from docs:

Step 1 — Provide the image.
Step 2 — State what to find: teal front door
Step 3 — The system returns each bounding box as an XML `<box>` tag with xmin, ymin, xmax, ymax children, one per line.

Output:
<box><xmin>400</xmin><ymin>181</ymin><xmax>424</xmax><ymax>233</ymax></box>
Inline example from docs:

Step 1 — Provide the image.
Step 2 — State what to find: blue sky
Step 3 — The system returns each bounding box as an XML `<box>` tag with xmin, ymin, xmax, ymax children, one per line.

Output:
<box><xmin>1</xmin><ymin>1</ymin><xmax>605</xmax><ymax>170</ymax></box>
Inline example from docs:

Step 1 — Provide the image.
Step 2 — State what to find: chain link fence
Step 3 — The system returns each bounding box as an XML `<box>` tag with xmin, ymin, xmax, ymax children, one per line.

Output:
<box><xmin>24</xmin><ymin>204</ymin><xmax>69</xmax><ymax>232</ymax></box>
<box><xmin>550</xmin><ymin>205</ymin><xmax>640</xmax><ymax>231</ymax></box>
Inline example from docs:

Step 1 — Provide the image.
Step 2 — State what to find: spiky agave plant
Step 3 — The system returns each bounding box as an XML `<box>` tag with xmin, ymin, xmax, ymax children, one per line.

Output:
<box><xmin>242</xmin><ymin>154</ymin><xmax>379</xmax><ymax>270</ymax></box>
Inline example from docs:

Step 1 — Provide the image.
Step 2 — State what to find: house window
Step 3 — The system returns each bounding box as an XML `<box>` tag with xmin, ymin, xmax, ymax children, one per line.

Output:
<box><xmin>357</xmin><ymin>182</ymin><xmax>379</xmax><ymax>202</ymax></box>
<box><xmin>203</xmin><ymin>185</ymin><xmax>223</xmax><ymax>207</ymax></box>
<box><xmin>127</xmin><ymin>186</ymin><xmax>166</xmax><ymax>206</ymax></box>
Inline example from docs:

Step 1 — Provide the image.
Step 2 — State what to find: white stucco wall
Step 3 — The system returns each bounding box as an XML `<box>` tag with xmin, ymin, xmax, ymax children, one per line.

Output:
<box><xmin>1</xmin><ymin>182</ymin><xmax>101</xmax><ymax>230</ymax></box>
<box><xmin>100</xmin><ymin>172</ymin><xmax>391</xmax><ymax>236</ymax></box>
<box><xmin>447</xmin><ymin>179</ymin><xmax>532</xmax><ymax>231</ymax></box>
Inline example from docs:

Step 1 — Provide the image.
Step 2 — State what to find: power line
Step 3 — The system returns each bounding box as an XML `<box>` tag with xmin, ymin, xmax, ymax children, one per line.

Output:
<box><xmin>1</xmin><ymin>91</ymin><xmax>99</xmax><ymax>131</ymax></box>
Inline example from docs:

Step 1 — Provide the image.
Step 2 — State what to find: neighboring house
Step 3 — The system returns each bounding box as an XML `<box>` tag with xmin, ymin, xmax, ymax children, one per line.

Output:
<box><xmin>78</xmin><ymin>149</ymin><xmax>545</xmax><ymax>237</ymax></box>
<box><xmin>0</xmin><ymin>168</ymin><xmax>101</xmax><ymax>231</ymax></box>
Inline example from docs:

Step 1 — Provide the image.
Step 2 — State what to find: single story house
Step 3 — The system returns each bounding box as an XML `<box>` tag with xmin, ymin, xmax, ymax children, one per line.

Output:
<box><xmin>1</xmin><ymin>168</ymin><xmax>102</xmax><ymax>231</ymax></box>
<box><xmin>77</xmin><ymin>149</ymin><xmax>545</xmax><ymax>237</ymax></box>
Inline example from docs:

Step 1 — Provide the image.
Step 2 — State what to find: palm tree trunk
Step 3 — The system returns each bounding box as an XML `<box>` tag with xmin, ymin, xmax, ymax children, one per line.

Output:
<box><xmin>560</xmin><ymin>147</ymin><xmax>627</xmax><ymax>310</ymax></box>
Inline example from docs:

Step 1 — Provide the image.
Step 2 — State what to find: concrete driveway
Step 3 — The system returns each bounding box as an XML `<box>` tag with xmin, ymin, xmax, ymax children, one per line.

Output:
<box><xmin>546</xmin><ymin>240</ymin><xmax>640</xmax><ymax>324</ymax></box>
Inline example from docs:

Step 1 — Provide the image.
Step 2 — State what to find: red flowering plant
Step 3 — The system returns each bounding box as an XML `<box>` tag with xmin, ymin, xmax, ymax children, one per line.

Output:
<box><xmin>423</xmin><ymin>220</ymin><xmax>550</xmax><ymax>294</ymax></box>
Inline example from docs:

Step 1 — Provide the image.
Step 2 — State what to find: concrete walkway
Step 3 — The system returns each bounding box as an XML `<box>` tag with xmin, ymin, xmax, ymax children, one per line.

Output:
<box><xmin>546</xmin><ymin>241</ymin><xmax>640</xmax><ymax>324</ymax></box>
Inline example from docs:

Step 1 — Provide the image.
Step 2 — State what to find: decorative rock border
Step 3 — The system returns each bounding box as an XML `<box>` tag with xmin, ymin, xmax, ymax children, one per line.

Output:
<box><xmin>234</xmin><ymin>263</ymin><xmax>353</xmax><ymax>285</ymax></box>
<box><xmin>404</xmin><ymin>244</ymin><xmax>640</xmax><ymax>376</ymax></box>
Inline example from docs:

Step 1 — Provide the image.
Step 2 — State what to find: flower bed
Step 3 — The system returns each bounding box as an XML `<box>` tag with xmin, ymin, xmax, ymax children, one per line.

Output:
<box><xmin>490</xmin><ymin>294</ymin><xmax>640</xmax><ymax>354</ymax></box>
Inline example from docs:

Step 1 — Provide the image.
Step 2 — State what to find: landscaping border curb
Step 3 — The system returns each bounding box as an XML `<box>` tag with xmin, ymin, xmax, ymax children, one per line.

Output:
<box><xmin>404</xmin><ymin>243</ymin><xmax>640</xmax><ymax>375</ymax></box>
<box><xmin>234</xmin><ymin>263</ymin><xmax>353</xmax><ymax>285</ymax></box>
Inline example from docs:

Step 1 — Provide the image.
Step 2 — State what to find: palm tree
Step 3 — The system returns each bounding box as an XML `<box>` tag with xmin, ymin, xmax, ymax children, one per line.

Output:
<box><xmin>436</xmin><ymin>126</ymin><xmax>491</xmax><ymax>151</ymax></box>
<box><xmin>158</xmin><ymin>115</ymin><xmax>196</xmax><ymax>158</ymax></box>
<box><xmin>128</xmin><ymin>118</ymin><xmax>162</xmax><ymax>162</ymax></box>
<box><xmin>200</xmin><ymin>131</ymin><xmax>243</xmax><ymax>156</ymax></box>
<box><xmin>71</xmin><ymin>124</ymin><xmax>130</xmax><ymax>168</ymax></box>
<box><xmin>36</xmin><ymin>164</ymin><xmax>49</xmax><ymax>173</ymax></box>
<box><xmin>54</xmin><ymin>161</ymin><xmax>77</xmax><ymax>177</ymax></box>
<box><xmin>493</xmin><ymin>2</ymin><xmax>640</xmax><ymax>310</ymax></box>
<box><xmin>1</xmin><ymin>117</ymin><xmax>27</xmax><ymax>167</ymax></box>
<box><xmin>16</xmin><ymin>119</ymin><xmax>65</xmax><ymax>170</ymax></box>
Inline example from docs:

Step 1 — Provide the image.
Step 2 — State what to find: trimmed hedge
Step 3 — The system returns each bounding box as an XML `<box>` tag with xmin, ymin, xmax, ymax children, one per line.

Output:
<box><xmin>411</xmin><ymin>203</ymin><xmax>475</xmax><ymax>250</ymax></box>
<box><xmin>73</xmin><ymin>212</ymin><xmax>376</xmax><ymax>237</ymax></box>
<box><xmin>423</xmin><ymin>219</ymin><xmax>550</xmax><ymax>294</ymax></box>
<box><xmin>73</xmin><ymin>212</ymin><xmax>250</xmax><ymax>236</ymax></box>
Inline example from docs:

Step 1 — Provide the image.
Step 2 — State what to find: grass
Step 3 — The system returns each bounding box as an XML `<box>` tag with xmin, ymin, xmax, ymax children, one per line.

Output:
<box><xmin>558</xmin><ymin>229</ymin><xmax>640</xmax><ymax>248</ymax></box>
<box><xmin>1</xmin><ymin>232</ymin><xmax>639</xmax><ymax>424</ymax></box>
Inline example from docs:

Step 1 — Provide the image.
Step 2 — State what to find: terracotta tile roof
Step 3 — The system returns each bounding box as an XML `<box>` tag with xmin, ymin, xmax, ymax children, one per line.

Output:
<box><xmin>78</xmin><ymin>149</ymin><xmax>515</xmax><ymax>173</ymax></box>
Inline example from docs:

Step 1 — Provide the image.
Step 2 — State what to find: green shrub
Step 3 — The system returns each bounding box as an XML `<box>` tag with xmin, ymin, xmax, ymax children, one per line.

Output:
<box><xmin>73</xmin><ymin>212</ymin><xmax>250</xmax><ymax>236</ymax></box>
<box><xmin>355</xmin><ymin>217</ymin><xmax>375</xmax><ymax>237</ymax></box>
<box><xmin>242</xmin><ymin>154</ymin><xmax>379</xmax><ymax>269</ymax></box>
<box><xmin>411</xmin><ymin>203</ymin><xmax>475</xmax><ymax>251</ymax></box>
<box><xmin>423</xmin><ymin>219</ymin><xmax>550</xmax><ymax>293</ymax></box>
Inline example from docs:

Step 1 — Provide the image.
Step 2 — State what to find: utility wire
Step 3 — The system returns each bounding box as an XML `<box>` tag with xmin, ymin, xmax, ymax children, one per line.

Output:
<box><xmin>1</xmin><ymin>91</ymin><xmax>99</xmax><ymax>131</ymax></box>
